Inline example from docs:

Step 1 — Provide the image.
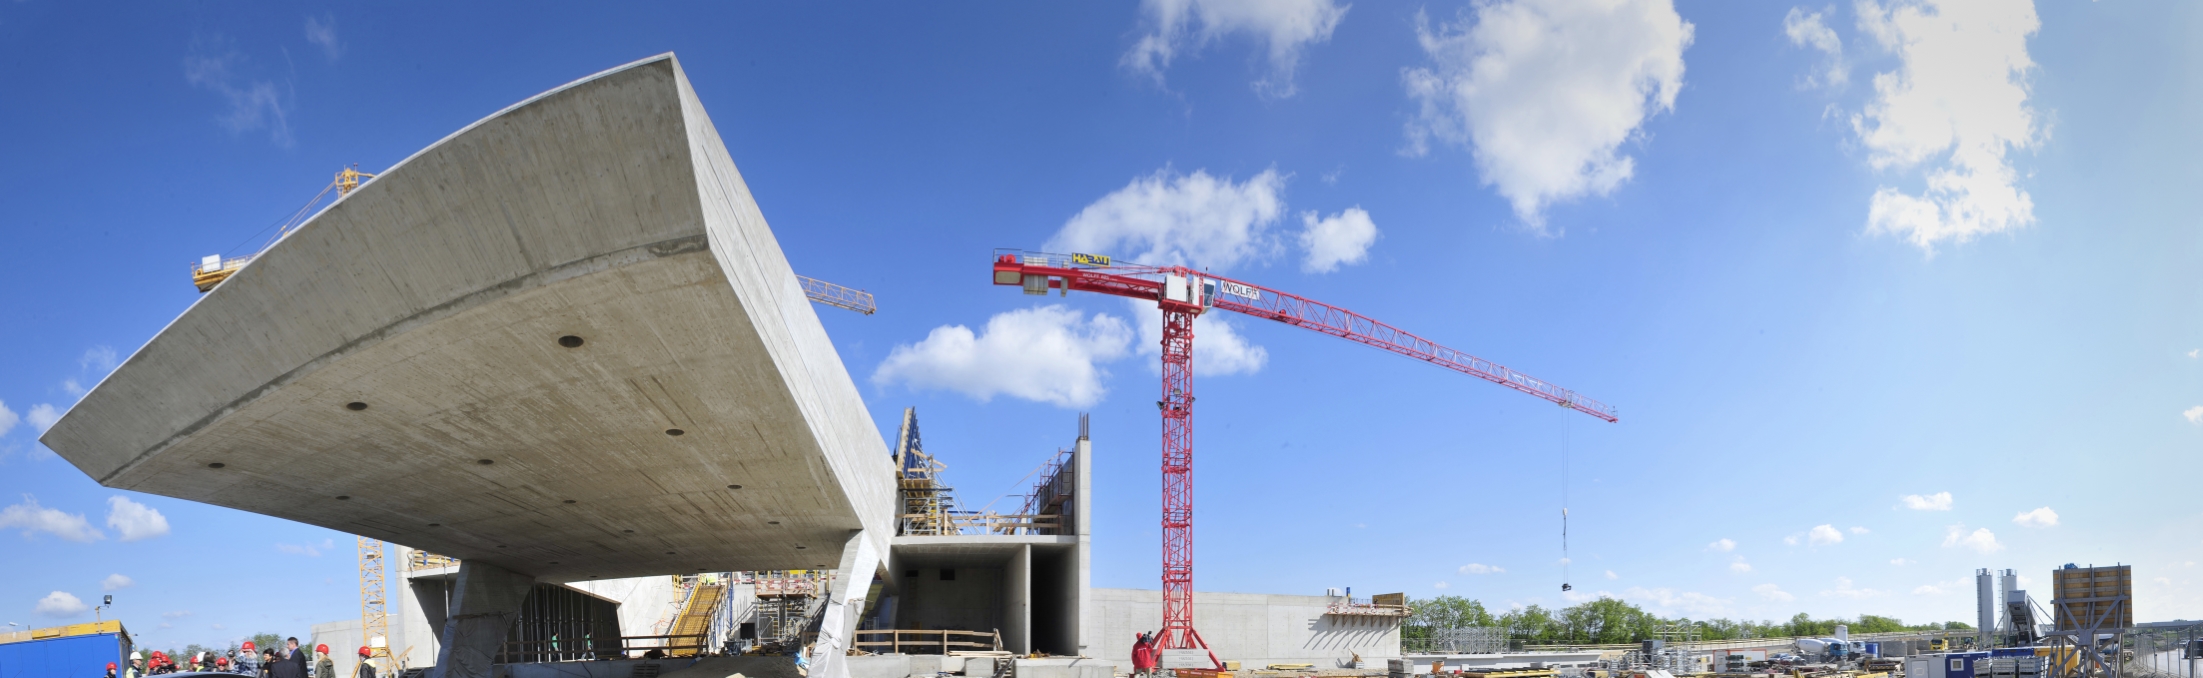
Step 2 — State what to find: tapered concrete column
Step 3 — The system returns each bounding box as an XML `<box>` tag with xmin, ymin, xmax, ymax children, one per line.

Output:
<box><xmin>431</xmin><ymin>561</ymin><xmax>535</xmax><ymax>678</ymax></box>
<box><xmin>809</xmin><ymin>530</ymin><xmax>881</xmax><ymax>678</ymax></box>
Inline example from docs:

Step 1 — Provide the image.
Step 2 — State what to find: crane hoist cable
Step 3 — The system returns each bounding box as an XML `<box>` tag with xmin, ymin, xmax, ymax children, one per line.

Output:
<box><xmin>1560</xmin><ymin>408</ymin><xmax>1571</xmax><ymax>592</ymax></box>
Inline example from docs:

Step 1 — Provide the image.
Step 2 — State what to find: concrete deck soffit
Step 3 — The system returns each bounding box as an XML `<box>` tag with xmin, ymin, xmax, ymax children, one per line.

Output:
<box><xmin>41</xmin><ymin>54</ymin><xmax>895</xmax><ymax>581</ymax></box>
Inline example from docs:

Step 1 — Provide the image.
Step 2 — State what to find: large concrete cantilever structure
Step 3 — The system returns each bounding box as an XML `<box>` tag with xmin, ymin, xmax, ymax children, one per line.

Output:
<box><xmin>41</xmin><ymin>54</ymin><xmax>893</xmax><ymax>677</ymax></box>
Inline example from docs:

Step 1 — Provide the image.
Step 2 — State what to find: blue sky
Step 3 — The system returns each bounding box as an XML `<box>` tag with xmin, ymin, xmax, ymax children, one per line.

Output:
<box><xmin>4</xmin><ymin>0</ymin><xmax>2201</xmax><ymax>651</ymax></box>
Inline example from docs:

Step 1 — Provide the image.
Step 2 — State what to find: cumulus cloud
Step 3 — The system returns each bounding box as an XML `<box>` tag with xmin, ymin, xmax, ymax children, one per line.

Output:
<box><xmin>0</xmin><ymin>400</ymin><xmax>18</xmax><ymax>438</ymax></box>
<box><xmin>1605</xmin><ymin>570</ymin><xmax>1619</xmax><ymax>580</ymax></box>
<box><xmin>1853</xmin><ymin>0</ymin><xmax>2042</xmax><ymax>253</ymax></box>
<box><xmin>2183</xmin><ymin>406</ymin><xmax>2202</xmax><ymax>424</ymax></box>
<box><xmin>1901</xmin><ymin>491</ymin><xmax>1953</xmax><ymax>510</ymax></box>
<box><xmin>1943</xmin><ymin>524</ymin><xmax>2004</xmax><ymax>553</ymax></box>
<box><xmin>35</xmin><ymin>591</ymin><xmax>88</xmax><ymax>617</ymax></box>
<box><xmin>0</xmin><ymin>496</ymin><xmax>104</xmax><ymax>542</ymax></box>
<box><xmin>1433</xmin><ymin>581</ymin><xmax>1450</xmax><ymax>589</ymax></box>
<box><xmin>1708</xmin><ymin>538</ymin><xmax>1736</xmax><ymax>552</ymax></box>
<box><xmin>1912</xmin><ymin>576</ymin><xmax>1967</xmax><ymax>595</ymax></box>
<box><xmin>101</xmin><ymin>574</ymin><xmax>133</xmax><ymax>591</ymax></box>
<box><xmin>26</xmin><ymin>404</ymin><xmax>61</xmax><ymax>434</ymax></box>
<box><xmin>1891</xmin><ymin>558</ymin><xmax>1912</xmax><ymax>566</ymax></box>
<box><xmin>1459</xmin><ymin>563</ymin><xmax>1505</xmax><ymax>575</ymax></box>
<box><xmin>183</xmin><ymin>38</ymin><xmax>292</xmax><ymax>146</ymax></box>
<box><xmin>1821</xmin><ymin>576</ymin><xmax>1887</xmax><ymax>599</ymax></box>
<box><xmin>1730</xmin><ymin>558</ymin><xmax>1752</xmax><ymax>573</ymax></box>
<box><xmin>1126</xmin><ymin>300</ymin><xmax>1269</xmax><ymax>377</ymax></box>
<box><xmin>1753</xmin><ymin>583</ymin><xmax>1796</xmax><ymax>602</ymax></box>
<box><xmin>1123</xmin><ymin>0</ymin><xmax>1348</xmax><ymax>98</ymax></box>
<box><xmin>873</xmin><ymin>306</ymin><xmax>1134</xmax><ymax>408</ymax></box>
<box><xmin>1784</xmin><ymin>6</ymin><xmax>1847</xmax><ymax>89</ymax></box>
<box><xmin>2012</xmin><ymin>506</ymin><xmax>2058</xmax><ymax>528</ymax></box>
<box><xmin>1298</xmin><ymin>207</ymin><xmax>1378</xmax><ymax>273</ymax></box>
<box><xmin>305</xmin><ymin>14</ymin><xmax>342</xmax><ymax>61</ymax></box>
<box><xmin>1784</xmin><ymin>534</ymin><xmax>1800</xmax><ymax>546</ymax></box>
<box><xmin>1850</xmin><ymin>526</ymin><xmax>1870</xmax><ymax>534</ymax></box>
<box><xmin>80</xmin><ymin>346</ymin><xmax>117</xmax><ymax>375</ymax></box>
<box><xmin>1049</xmin><ymin>168</ymin><xmax>1287</xmax><ymax>270</ymax></box>
<box><xmin>106</xmin><ymin>497</ymin><xmax>169</xmax><ymax>542</ymax></box>
<box><xmin>1809</xmin><ymin>524</ymin><xmax>1844</xmax><ymax>545</ymax></box>
<box><xmin>1402</xmin><ymin>0</ymin><xmax>1693</xmax><ymax>230</ymax></box>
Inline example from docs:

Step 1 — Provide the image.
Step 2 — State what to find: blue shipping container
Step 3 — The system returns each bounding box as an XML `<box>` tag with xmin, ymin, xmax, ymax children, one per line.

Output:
<box><xmin>0</xmin><ymin>633</ymin><xmax>127</xmax><ymax>678</ymax></box>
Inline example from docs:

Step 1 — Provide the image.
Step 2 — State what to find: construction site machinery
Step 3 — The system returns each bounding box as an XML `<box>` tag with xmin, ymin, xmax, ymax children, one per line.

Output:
<box><xmin>989</xmin><ymin>249</ymin><xmax>1616</xmax><ymax>656</ymax></box>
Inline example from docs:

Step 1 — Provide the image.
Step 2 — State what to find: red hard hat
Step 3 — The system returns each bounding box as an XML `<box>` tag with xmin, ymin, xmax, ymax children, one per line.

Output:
<box><xmin>316</xmin><ymin>644</ymin><xmax>329</xmax><ymax>655</ymax></box>
<box><xmin>109</xmin><ymin>663</ymin><xmax>118</xmax><ymax>670</ymax></box>
<box><xmin>218</xmin><ymin>658</ymin><xmax>230</xmax><ymax>666</ymax></box>
<box><xmin>357</xmin><ymin>647</ymin><xmax>371</xmax><ymax>657</ymax></box>
<box><xmin>242</xmin><ymin>642</ymin><xmax>255</xmax><ymax>651</ymax></box>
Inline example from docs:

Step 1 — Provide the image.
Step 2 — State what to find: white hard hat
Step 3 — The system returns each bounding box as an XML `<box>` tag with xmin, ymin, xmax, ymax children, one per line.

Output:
<box><xmin>131</xmin><ymin>652</ymin><xmax>143</xmax><ymax>660</ymax></box>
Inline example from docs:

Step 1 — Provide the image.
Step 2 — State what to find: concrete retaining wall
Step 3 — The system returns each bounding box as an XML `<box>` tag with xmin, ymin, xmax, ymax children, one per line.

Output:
<box><xmin>1092</xmin><ymin>589</ymin><xmax>1399</xmax><ymax>670</ymax></box>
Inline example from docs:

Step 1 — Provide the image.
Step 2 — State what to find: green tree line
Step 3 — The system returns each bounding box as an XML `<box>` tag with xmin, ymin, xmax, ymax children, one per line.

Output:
<box><xmin>1405</xmin><ymin>595</ymin><xmax>1974</xmax><ymax>646</ymax></box>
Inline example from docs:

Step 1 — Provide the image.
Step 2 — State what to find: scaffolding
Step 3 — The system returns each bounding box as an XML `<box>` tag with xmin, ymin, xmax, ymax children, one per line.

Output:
<box><xmin>895</xmin><ymin>408</ymin><xmax>962</xmax><ymax>536</ymax></box>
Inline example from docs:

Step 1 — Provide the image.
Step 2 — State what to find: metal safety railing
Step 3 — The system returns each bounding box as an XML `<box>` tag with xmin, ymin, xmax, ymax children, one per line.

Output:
<box><xmin>851</xmin><ymin>629</ymin><xmax>1002</xmax><ymax>655</ymax></box>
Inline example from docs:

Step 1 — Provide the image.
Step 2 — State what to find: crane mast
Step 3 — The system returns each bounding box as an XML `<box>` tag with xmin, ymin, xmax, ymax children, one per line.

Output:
<box><xmin>990</xmin><ymin>249</ymin><xmax>1615</xmax><ymax>656</ymax></box>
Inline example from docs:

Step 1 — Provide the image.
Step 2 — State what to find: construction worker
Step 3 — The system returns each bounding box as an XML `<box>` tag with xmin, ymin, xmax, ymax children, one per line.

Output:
<box><xmin>125</xmin><ymin>652</ymin><xmax>145</xmax><ymax>678</ymax></box>
<box><xmin>107</xmin><ymin>662</ymin><xmax>119</xmax><ymax>678</ymax></box>
<box><xmin>236</xmin><ymin>643</ymin><xmax>259</xmax><ymax>677</ymax></box>
<box><xmin>217</xmin><ymin>658</ymin><xmax>231</xmax><ymax>674</ymax></box>
<box><xmin>313</xmin><ymin>645</ymin><xmax>334</xmax><ymax>678</ymax></box>
<box><xmin>354</xmin><ymin>647</ymin><xmax>376</xmax><ymax>678</ymax></box>
<box><xmin>1130</xmin><ymin>632</ymin><xmax>1158</xmax><ymax>678</ymax></box>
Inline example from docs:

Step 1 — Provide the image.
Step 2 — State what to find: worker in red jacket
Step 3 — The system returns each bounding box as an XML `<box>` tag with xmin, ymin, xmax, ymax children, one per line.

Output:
<box><xmin>1131</xmin><ymin>632</ymin><xmax>1158</xmax><ymax>678</ymax></box>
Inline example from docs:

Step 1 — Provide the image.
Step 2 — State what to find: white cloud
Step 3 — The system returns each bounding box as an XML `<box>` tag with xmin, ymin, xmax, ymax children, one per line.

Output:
<box><xmin>1433</xmin><ymin>581</ymin><xmax>1450</xmax><ymax>589</ymax></box>
<box><xmin>105</xmin><ymin>497</ymin><xmax>169</xmax><ymax>542</ymax></box>
<box><xmin>2184</xmin><ymin>406</ymin><xmax>2203</xmax><ymax>424</ymax></box>
<box><xmin>1753</xmin><ymin>583</ymin><xmax>1796</xmax><ymax>602</ymax></box>
<box><xmin>1809</xmin><ymin>524</ymin><xmax>1844</xmax><ymax>545</ymax></box>
<box><xmin>2012</xmin><ymin>506</ymin><xmax>2058</xmax><ymax>528</ymax></box>
<box><xmin>26</xmin><ymin>404</ymin><xmax>61</xmax><ymax>434</ymax></box>
<box><xmin>872</xmin><ymin>306</ymin><xmax>1134</xmax><ymax>408</ymax></box>
<box><xmin>1708</xmin><ymin>538</ymin><xmax>1736</xmax><ymax>552</ymax></box>
<box><xmin>1822</xmin><ymin>576</ymin><xmax>1887</xmax><ymax>599</ymax></box>
<box><xmin>1943</xmin><ymin>523</ymin><xmax>2004</xmax><ymax>553</ymax></box>
<box><xmin>2189</xmin><ymin>349</ymin><xmax>2198</xmax><ymax>359</ymax></box>
<box><xmin>1850</xmin><ymin>526</ymin><xmax>1870</xmax><ymax>534</ymax></box>
<box><xmin>1614</xmin><ymin>586</ymin><xmax>1732</xmax><ymax>618</ymax></box>
<box><xmin>162</xmin><ymin>610</ymin><xmax>191</xmax><ymax>619</ymax></box>
<box><xmin>1402</xmin><ymin>0</ymin><xmax>1693</xmax><ymax>229</ymax></box>
<box><xmin>1297</xmin><ymin>207</ymin><xmax>1378</xmax><ymax>273</ymax></box>
<box><xmin>183</xmin><ymin>40</ymin><xmax>292</xmax><ymax>146</ymax></box>
<box><xmin>1853</xmin><ymin>0</ymin><xmax>2041</xmax><ymax>253</ymax></box>
<box><xmin>1891</xmin><ymin>558</ymin><xmax>1912</xmax><ymax>566</ymax></box>
<box><xmin>1126</xmin><ymin>300</ymin><xmax>1269</xmax><ymax>377</ymax></box>
<box><xmin>1459</xmin><ymin>563</ymin><xmax>1505</xmax><ymax>575</ymax></box>
<box><xmin>61</xmin><ymin>380</ymin><xmax>85</xmax><ymax>397</ymax></box>
<box><xmin>80</xmin><ymin>346</ymin><xmax>117</xmax><ymax>375</ymax></box>
<box><xmin>1901</xmin><ymin>491</ymin><xmax>1954</xmax><ymax>510</ymax></box>
<box><xmin>0</xmin><ymin>400</ymin><xmax>18</xmax><ymax>437</ymax></box>
<box><xmin>1784</xmin><ymin>6</ymin><xmax>1847</xmax><ymax>89</ymax></box>
<box><xmin>1049</xmin><ymin>168</ymin><xmax>1287</xmax><ymax>270</ymax></box>
<box><xmin>35</xmin><ymin>591</ymin><xmax>88</xmax><ymax>618</ymax></box>
<box><xmin>1730</xmin><ymin>558</ymin><xmax>1752</xmax><ymax>573</ymax></box>
<box><xmin>276</xmin><ymin>538</ymin><xmax>335</xmax><ymax>557</ymax></box>
<box><xmin>0</xmin><ymin>496</ymin><xmax>104</xmax><ymax>542</ymax></box>
<box><xmin>1912</xmin><ymin>576</ymin><xmax>1968</xmax><ymax>596</ymax></box>
<box><xmin>101</xmin><ymin>574</ymin><xmax>133</xmax><ymax>591</ymax></box>
<box><xmin>1783</xmin><ymin>534</ymin><xmax>1800</xmax><ymax>546</ymax></box>
<box><xmin>1605</xmin><ymin>570</ymin><xmax>1619</xmax><ymax>580</ymax></box>
<box><xmin>304</xmin><ymin>14</ymin><xmax>342</xmax><ymax>61</ymax></box>
<box><xmin>1123</xmin><ymin>0</ymin><xmax>1348</xmax><ymax>98</ymax></box>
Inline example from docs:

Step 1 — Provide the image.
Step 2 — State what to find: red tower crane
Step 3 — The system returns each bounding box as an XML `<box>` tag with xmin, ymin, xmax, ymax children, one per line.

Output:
<box><xmin>990</xmin><ymin>249</ymin><xmax>1617</xmax><ymax>657</ymax></box>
